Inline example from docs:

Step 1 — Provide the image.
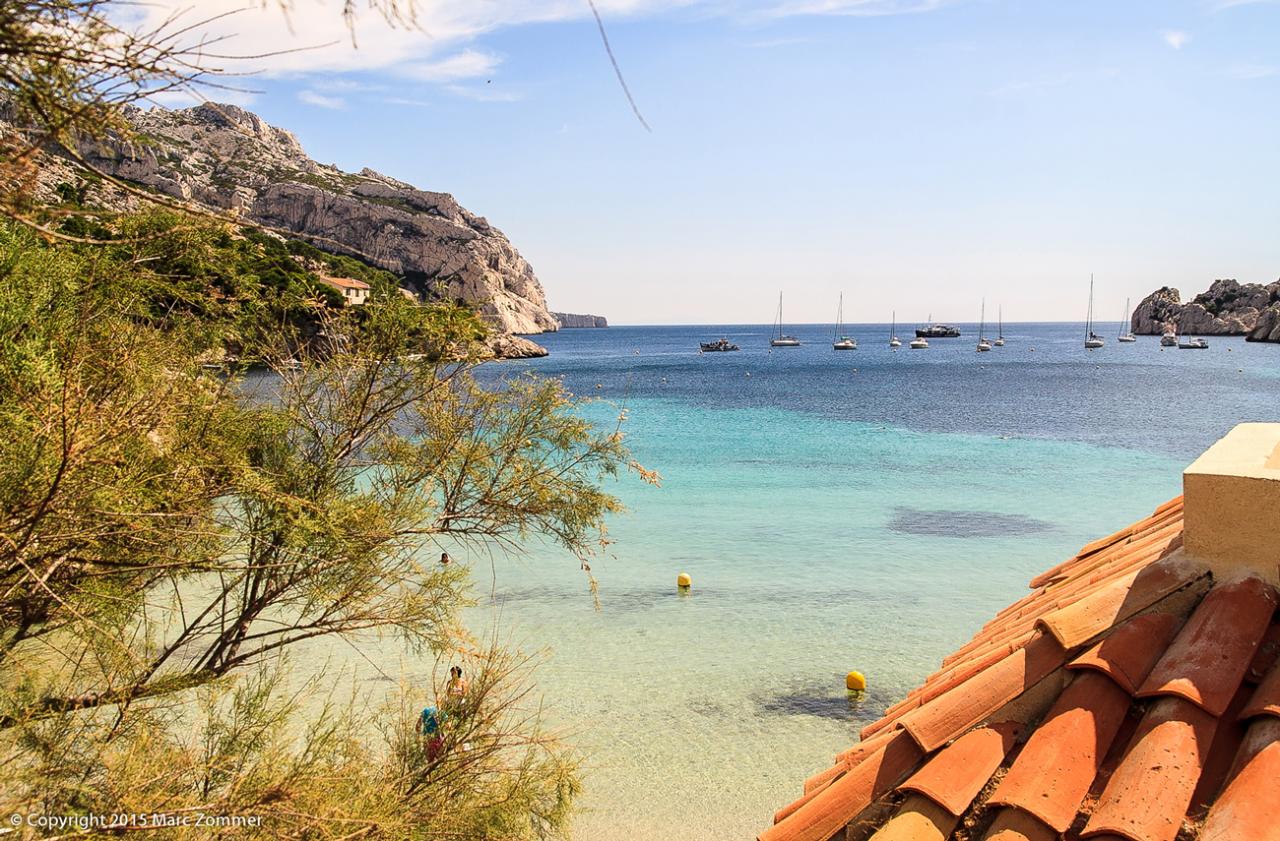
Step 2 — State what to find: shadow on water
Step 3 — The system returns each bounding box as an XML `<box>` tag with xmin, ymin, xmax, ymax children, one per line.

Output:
<box><xmin>754</xmin><ymin>680</ymin><xmax>902</xmax><ymax>725</ymax></box>
<box><xmin>489</xmin><ymin>583</ymin><xmax>917</xmax><ymax>614</ymax></box>
<box><xmin>888</xmin><ymin>507</ymin><xmax>1055</xmax><ymax>538</ymax></box>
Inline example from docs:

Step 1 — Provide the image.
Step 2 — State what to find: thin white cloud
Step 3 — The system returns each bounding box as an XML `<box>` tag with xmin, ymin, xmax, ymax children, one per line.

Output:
<box><xmin>444</xmin><ymin>84</ymin><xmax>524</xmax><ymax>102</ymax></box>
<box><xmin>742</xmin><ymin>35</ymin><xmax>815</xmax><ymax>48</ymax></box>
<box><xmin>1226</xmin><ymin>62</ymin><xmax>1279</xmax><ymax>79</ymax></box>
<box><xmin>125</xmin><ymin>0</ymin><xmax>962</xmax><ymax>80</ymax></box>
<box><xmin>1211</xmin><ymin>0</ymin><xmax>1279</xmax><ymax>9</ymax></box>
<box><xmin>383</xmin><ymin>96</ymin><xmax>434</xmax><ymax>108</ymax></box>
<box><xmin>298</xmin><ymin>89</ymin><xmax>346</xmax><ymax>109</ymax></box>
<box><xmin>1161</xmin><ymin>29</ymin><xmax>1191</xmax><ymax>49</ymax></box>
<box><xmin>756</xmin><ymin>0</ymin><xmax>957</xmax><ymax>16</ymax></box>
<box><xmin>403</xmin><ymin>50</ymin><xmax>501</xmax><ymax>82</ymax></box>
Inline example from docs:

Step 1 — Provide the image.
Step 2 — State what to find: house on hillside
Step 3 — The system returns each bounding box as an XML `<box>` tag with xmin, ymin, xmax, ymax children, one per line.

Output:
<box><xmin>765</xmin><ymin>422</ymin><xmax>1280</xmax><ymax>841</ymax></box>
<box><xmin>316</xmin><ymin>276</ymin><xmax>371</xmax><ymax>306</ymax></box>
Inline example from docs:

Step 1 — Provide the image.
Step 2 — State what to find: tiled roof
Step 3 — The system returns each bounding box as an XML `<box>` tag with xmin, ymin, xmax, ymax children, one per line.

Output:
<box><xmin>762</xmin><ymin>496</ymin><xmax>1280</xmax><ymax>841</ymax></box>
<box><xmin>316</xmin><ymin>275</ymin><xmax>371</xmax><ymax>291</ymax></box>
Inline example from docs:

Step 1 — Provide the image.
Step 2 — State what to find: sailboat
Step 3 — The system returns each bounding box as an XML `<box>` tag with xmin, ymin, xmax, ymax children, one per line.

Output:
<box><xmin>1084</xmin><ymin>275</ymin><xmax>1105</xmax><ymax>349</ymax></box>
<box><xmin>976</xmin><ymin>300</ymin><xmax>992</xmax><ymax>352</ymax></box>
<box><xmin>889</xmin><ymin>311</ymin><xmax>901</xmax><ymax>348</ymax></box>
<box><xmin>1118</xmin><ymin>298</ymin><xmax>1137</xmax><ymax>342</ymax></box>
<box><xmin>994</xmin><ymin>307</ymin><xmax>1006</xmax><ymax>346</ymax></box>
<box><xmin>770</xmin><ymin>292</ymin><xmax>801</xmax><ymax>347</ymax></box>
<box><xmin>832</xmin><ymin>293</ymin><xmax>856</xmax><ymax>350</ymax></box>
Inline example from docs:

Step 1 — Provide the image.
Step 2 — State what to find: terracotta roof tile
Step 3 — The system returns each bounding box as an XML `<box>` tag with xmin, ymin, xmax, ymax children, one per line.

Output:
<box><xmin>834</xmin><ymin>726</ymin><xmax>900</xmax><ymax>766</ymax></box>
<box><xmin>767</xmin><ymin>497</ymin><xmax>1280</xmax><ymax>841</ymax></box>
<box><xmin>898</xmin><ymin>722</ymin><xmax>1020</xmax><ymax>815</ymax></box>
<box><xmin>1036</xmin><ymin>557</ymin><xmax>1206</xmax><ymax>650</ymax></box>
<box><xmin>1066</xmin><ymin>612</ymin><xmax>1183</xmax><ymax>695</ymax></box>
<box><xmin>1198</xmin><ymin>716</ymin><xmax>1280</xmax><ymax>841</ymax></box>
<box><xmin>1245</xmin><ymin>622</ymin><xmax>1280</xmax><ymax>683</ymax></box>
<box><xmin>896</xmin><ymin>634</ymin><xmax>1065</xmax><ymax>752</ymax></box>
<box><xmin>989</xmin><ymin>671</ymin><xmax>1131</xmax><ymax>832</ymax></box>
<box><xmin>1242</xmin><ymin>657</ymin><xmax>1280</xmax><ymax>720</ymax></box>
<box><xmin>863</xmin><ymin>793</ymin><xmax>955</xmax><ymax>841</ymax></box>
<box><xmin>1136</xmin><ymin>576</ymin><xmax>1279</xmax><ymax>715</ymax></box>
<box><xmin>1082</xmin><ymin>697</ymin><xmax>1218</xmax><ymax>841</ymax></box>
<box><xmin>981</xmin><ymin>809</ymin><xmax>1058</xmax><ymax>841</ymax></box>
<box><xmin>760</xmin><ymin>729</ymin><xmax>924</xmax><ymax>841</ymax></box>
<box><xmin>1189</xmin><ymin>681</ymin><xmax>1254</xmax><ymax>814</ymax></box>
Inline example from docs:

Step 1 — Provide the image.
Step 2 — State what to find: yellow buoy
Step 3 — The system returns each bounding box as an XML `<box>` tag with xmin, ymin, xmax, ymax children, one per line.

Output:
<box><xmin>677</xmin><ymin>572</ymin><xmax>692</xmax><ymax>591</ymax></box>
<box><xmin>846</xmin><ymin>670</ymin><xmax>866</xmax><ymax>692</ymax></box>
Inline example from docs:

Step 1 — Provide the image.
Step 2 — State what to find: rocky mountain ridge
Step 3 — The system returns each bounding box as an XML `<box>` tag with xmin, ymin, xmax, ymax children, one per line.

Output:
<box><xmin>553</xmin><ymin>312</ymin><xmax>609</xmax><ymax>328</ymax></box>
<box><xmin>65</xmin><ymin>103</ymin><xmax>559</xmax><ymax>341</ymax></box>
<box><xmin>1132</xmin><ymin>278</ymin><xmax>1280</xmax><ymax>342</ymax></box>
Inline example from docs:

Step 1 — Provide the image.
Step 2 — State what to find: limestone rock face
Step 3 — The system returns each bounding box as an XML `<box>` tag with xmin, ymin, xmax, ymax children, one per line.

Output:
<box><xmin>72</xmin><ymin>103</ymin><xmax>558</xmax><ymax>335</ymax></box>
<box><xmin>1248</xmin><ymin>305</ymin><xmax>1280</xmax><ymax>343</ymax></box>
<box><xmin>1133</xmin><ymin>279</ymin><xmax>1280</xmax><ymax>342</ymax></box>
<box><xmin>1132</xmin><ymin>287</ymin><xmax>1183</xmax><ymax>334</ymax></box>
<box><xmin>553</xmin><ymin>312</ymin><xmax>609</xmax><ymax>328</ymax></box>
<box><xmin>485</xmin><ymin>333</ymin><xmax>549</xmax><ymax>359</ymax></box>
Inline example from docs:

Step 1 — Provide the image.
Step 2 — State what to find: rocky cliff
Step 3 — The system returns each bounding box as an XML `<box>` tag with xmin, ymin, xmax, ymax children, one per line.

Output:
<box><xmin>553</xmin><ymin>312</ymin><xmax>609</xmax><ymax>328</ymax></box>
<box><xmin>69</xmin><ymin>103</ymin><xmax>558</xmax><ymax>336</ymax></box>
<box><xmin>1132</xmin><ymin>278</ymin><xmax>1280</xmax><ymax>342</ymax></box>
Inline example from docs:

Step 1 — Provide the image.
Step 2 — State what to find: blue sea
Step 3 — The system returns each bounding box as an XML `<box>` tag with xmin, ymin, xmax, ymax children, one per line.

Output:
<box><xmin>452</xmin><ymin>323</ymin><xmax>1274</xmax><ymax>840</ymax></box>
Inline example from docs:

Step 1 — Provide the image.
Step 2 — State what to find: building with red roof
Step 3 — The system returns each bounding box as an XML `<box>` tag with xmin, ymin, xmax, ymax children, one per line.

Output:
<box><xmin>315</xmin><ymin>275</ymin><xmax>371</xmax><ymax>306</ymax></box>
<box><xmin>763</xmin><ymin>423</ymin><xmax>1280</xmax><ymax>841</ymax></box>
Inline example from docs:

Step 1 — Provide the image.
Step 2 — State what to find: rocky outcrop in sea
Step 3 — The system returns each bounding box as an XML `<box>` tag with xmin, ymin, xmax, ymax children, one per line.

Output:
<box><xmin>68</xmin><ymin>103</ymin><xmax>558</xmax><ymax>338</ymax></box>
<box><xmin>553</xmin><ymin>312</ymin><xmax>609</xmax><ymax>328</ymax></box>
<box><xmin>1132</xmin><ymin>278</ymin><xmax>1280</xmax><ymax>342</ymax></box>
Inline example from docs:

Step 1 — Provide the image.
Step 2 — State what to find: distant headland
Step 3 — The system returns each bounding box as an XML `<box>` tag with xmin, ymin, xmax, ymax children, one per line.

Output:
<box><xmin>553</xmin><ymin>312</ymin><xmax>609</xmax><ymax>329</ymax></box>
<box><xmin>1133</xmin><ymin>278</ymin><xmax>1280</xmax><ymax>342</ymax></box>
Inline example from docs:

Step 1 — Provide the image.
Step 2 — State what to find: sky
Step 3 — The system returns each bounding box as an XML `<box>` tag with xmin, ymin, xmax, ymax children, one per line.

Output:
<box><xmin>133</xmin><ymin>0</ymin><xmax>1280</xmax><ymax>325</ymax></box>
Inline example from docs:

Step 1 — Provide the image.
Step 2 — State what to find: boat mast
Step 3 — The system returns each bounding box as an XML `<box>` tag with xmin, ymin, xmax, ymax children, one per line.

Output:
<box><xmin>891</xmin><ymin>310</ymin><xmax>895</xmax><ymax>338</ymax></box>
<box><xmin>1086</xmin><ymin>274</ymin><xmax>1094</xmax><ymax>338</ymax></box>
<box><xmin>835</xmin><ymin>293</ymin><xmax>842</xmax><ymax>340</ymax></box>
<box><xmin>776</xmin><ymin>292</ymin><xmax>783</xmax><ymax>340</ymax></box>
<box><xmin>1119</xmin><ymin>297</ymin><xmax>1129</xmax><ymax>337</ymax></box>
<box><xmin>998</xmin><ymin>306</ymin><xmax>1003</xmax><ymax>339</ymax></box>
<box><xmin>979</xmin><ymin>298</ymin><xmax>985</xmax><ymax>338</ymax></box>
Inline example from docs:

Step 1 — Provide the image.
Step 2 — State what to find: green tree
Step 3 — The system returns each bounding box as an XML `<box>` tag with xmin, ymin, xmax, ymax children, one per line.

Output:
<box><xmin>0</xmin><ymin>219</ymin><xmax>639</xmax><ymax>838</ymax></box>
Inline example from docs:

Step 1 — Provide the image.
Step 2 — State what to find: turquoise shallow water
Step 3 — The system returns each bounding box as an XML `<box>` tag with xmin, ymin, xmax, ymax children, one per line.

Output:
<box><xmin>447</xmin><ymin>323</ymin><xmax>1280</xmax><ymax>841</ymax></box>
<box><xmin>336</xmin><ymin>323</ymin><xmax>1275</xmax><ymax>840</ymax></box>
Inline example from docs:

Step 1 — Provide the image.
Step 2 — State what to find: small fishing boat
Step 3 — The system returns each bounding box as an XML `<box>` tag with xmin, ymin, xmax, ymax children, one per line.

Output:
<box><xmin>909</xmin><ymin>336</ymin><xmax>929</xmax><ymax>349</ymax></box>
<box><xmin>1118</xmin><ymin>297</ymin><xmax>1137</xmax><ymax>342</ymax></box>
<box><xmin>832</xmin><ymin>293</ymin><xmax>857</xmax><ymax>350</ymax></box>
<box><xmin>994</xmin><ymin>307</ymin><xmax>1006</xmax><ymax>346</ymax></box>
<box><xmin>770</xmin><ymin>292</ymin><xmax>801</xmax><ymax>347</ymax></box>
<box><xmin>1178</xmin><ymin>337</ymin><xmax>1209</xmax><ymax>349</ymax></box>
<box><xmin>976</xmin><ymin>300</ymin><xmax>992</xmax><ymax>352</ymax></box>
<box><xmin>1161</xmin><ymin>329</ymin><xmax>1178</xmax><ymax>347</ymax></box>
<box><xmin>700</xmin><ymin>338</ymin><xmax>740</xmax><ymax>352</ymax></box>
<box><xmin>1084</xmin><ymin>275</ymin><xmax>1105</xmax><ymax>349</ymax></box>
<box><xmin>889</xmin><ymin>311</ymin><xmax>902</xmax><ymax>348</ymax></box>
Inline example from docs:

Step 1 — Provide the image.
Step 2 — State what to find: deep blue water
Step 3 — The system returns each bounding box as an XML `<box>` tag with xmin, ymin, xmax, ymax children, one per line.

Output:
<box><xmin>510</xmin><ymin>322</ymin><xmax>1276</xmax><ymax>459</ymax></box>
